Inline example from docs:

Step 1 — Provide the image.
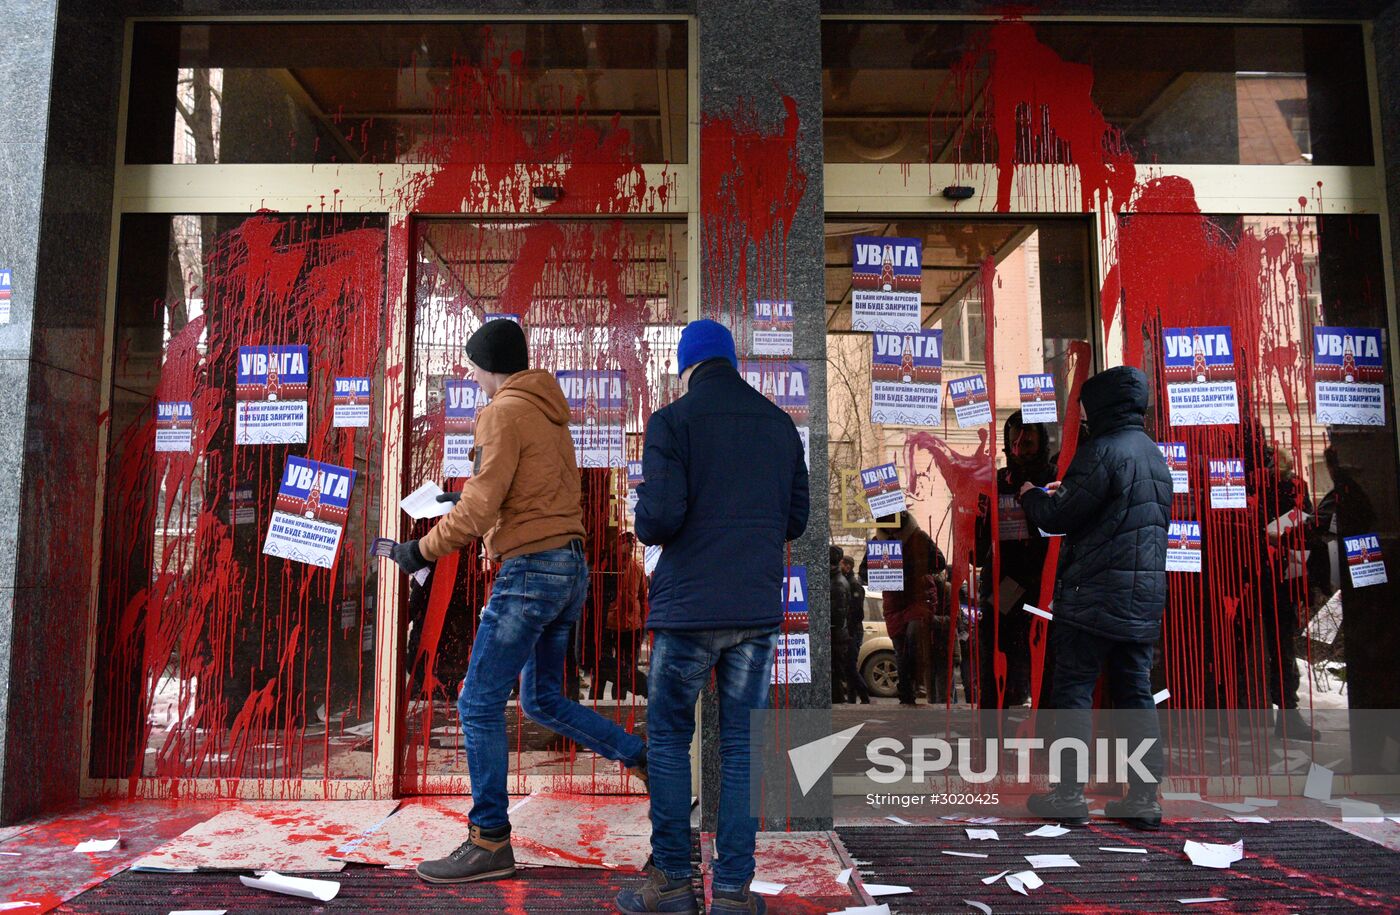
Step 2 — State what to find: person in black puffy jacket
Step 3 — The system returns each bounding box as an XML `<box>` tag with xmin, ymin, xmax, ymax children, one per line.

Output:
<box><xmin>1018</xmin><ymin>365</ymin><xmax>1172</xmax><ymax>830</ymax></box>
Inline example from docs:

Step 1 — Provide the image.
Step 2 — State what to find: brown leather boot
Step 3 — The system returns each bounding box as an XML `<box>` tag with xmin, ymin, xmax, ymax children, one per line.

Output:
<box><xmin>415</xmin><ymin>822</ymin><xmax>516</xmax><ymax>884</ymax></box>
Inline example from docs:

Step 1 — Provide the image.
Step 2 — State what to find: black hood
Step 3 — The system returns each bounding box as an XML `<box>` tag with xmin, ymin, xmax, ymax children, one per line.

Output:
<box><xmin>1080</xmin><ymin>366</ymin><xmax>1149</xmax><ymax>437</ymax></box>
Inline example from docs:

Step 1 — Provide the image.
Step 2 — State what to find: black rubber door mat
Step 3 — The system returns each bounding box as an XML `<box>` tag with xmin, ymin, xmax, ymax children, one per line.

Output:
<box><xmin>838</xmin><ymin>820</ymin><xmax>1400</xmax><ymax>913</ymax></box>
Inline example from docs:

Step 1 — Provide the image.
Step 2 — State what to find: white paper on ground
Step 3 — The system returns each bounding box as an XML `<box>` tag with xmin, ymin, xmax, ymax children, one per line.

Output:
<box><xmin>0</xmin><ymin>906</ymin><xmax>40</xmax><ymax>912</ymax></box>
<box><xmin>1232</xmin><ymin>816</ymin><xmax>1271</xmax><ymax>824</ymax></box>
<box><xmin>863</xmin><ymin>884</ymin><xmax>913</xmax><ymax>897</ymax></box>
<box><xmin>1024</xmin><ymin>824</ymin><xmax>1070</xmax><ymax>838</ymax></box>
<box><xmin>965</xmin><ymin>816</ymin><xmax>1002</xmax><ymax>825</ymax></box>
<box><xmin>965</xmin><ymin>828</ymin><xmax>999</xmax><ymax>840</ymax></box>
<box><xmin>1098</xmin><ymin>846</ymin><xmax>1149</xmax><ymax>854</ymax></box>
<box><xmin>827</xmin><ymin>906</ymin><xmax>891</xmax><ymax>915</ymax></box>
<box><xmin>1005</xmin><ymin>870</ymin><xmax>1044</xmax><ymax>895</ymax></box>
<box><xmin>169</xmin><ymin>911</ymin><xmax>229</xmax><ymax>915</ymax></box>
<box><xmin>0</xmin><ymin>851</ymin><xmax>20</xmax><ymax>856</ymax></box>
<box><xmin>1243</xmin><ymin>797</ymin><xmax>1280</xmax><ymax>807</ymax></box>
<box><xmin>836</xmin><ymin>867</ymin><xmax>852</xmax><ymax>885</ymax></box>
<box><xmin>943</xmin><ymin>850</ymin><xmax>989</xmax><ymax>858</ymax></box>
<box><xmin>1162</xmin><ymin>792</ymin><xmax>1202</xmax><ymax>801</ymax></box>
<box><xmin>1208</xmin><ymin>802</ymin><xmax>1260</xmax><ymax>814</ymax></box>
<box><xmin>1023</xmin><ymin>604</ymin><xmax>1053</xmax><ymax>621</ymax></box>
<box><xmin>981</xmin><ymin>870</ymin><xmax>1010</xmax><ymax>885</ymax></box>
<box><xmin>1025</xmin><ymin>854</ymin><xmax>1078</xmax><ymax>869</ymax></box>
<box><xmin>749</xmin><ymin>880</ymin><xmax>786</xmax><ymax>895</ymax></box>
<box><xmin>239</xmin><ymin>872</ymin><xmax>340</xmax><ymax>902</ymax></box>
<box><xmin>399</xmin><ymin>481</ymin><xmax>452</xmax><ymax>519</ymax></box>
<box><xmin>1180</xmin><ymin>898</ymin><xmax>1228</xmax><ymax>905</ymax></box>
<box><xmin>964</xmin><ymin>902</ymin><xmax>992</xmax><ymax>915</ymax></box>
<box><xmin>886</xmin><ymin>815</ymin><xmax>912</xmax><ymax>826</ymax></box>
<box><xmin>1183</xmin><ymin>840</ymin><xmax>1244</xmax><ymax>869</ymax></box>
<box><xmin>1153</xmin><ymin>688</ymin><xmax>1171</xmax><ymax>705</ymax></box>
<box><xmin>1304</xmin><ymin>763</ymin><xmax>1334</xmax><ymax>801</ymax></box>
<box><xmin>73</xmin><ymin>838</ymin><xmax>120</xmax><ymax>853</ymax></box>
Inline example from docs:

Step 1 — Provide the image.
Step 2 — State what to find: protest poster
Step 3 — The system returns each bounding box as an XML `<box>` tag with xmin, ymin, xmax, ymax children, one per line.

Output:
<box><xmin>484</xmin><ymin>312</ymin><xmax>521</xmax><ymax>324</ymax></box>
<box><xmin>1018</xmin><ymin>373</ymin><xmax>1058</xmax><ymax>424</ymax></box>
<box><xmin>998</xmin><ymin>493</ymin><xmax>1029</xmax><ymax>541</ymax></box>
<box><xmin>1313</xmin><ymin>326</ymin><xmax>1386</xmax><ymax>426</ymax></box>
<box><xmin>1157</xmin><ymin>442</ymin><xmax>1189</xmax><ymax>494</ymax></box>
<box><xmin>773</xmin><ymin>566</ymin><xmax>811</xmax><ymax>685</ymax></box>
<box><xmin>860</xmin><ymin>463</ymin><xmax>907</xmax><ymax>518</ymax></box>
<box><xmin>1162</xmin><ymin>327</ymin><xmax>1239</xmax><ymax>426</ymax></box>
<box><xmin>262</xmin><ymin>456</ymin><xmax>357</xmax><ymax>568</ymax></box>
<box><xmin>0</xmin><ymin>269</ymin><xmax>11</xmax><ymax>324</ymax></box>
<box><xmin>626</xmin><ymin>459</ymin><xmax>643</xmax><ymax>516</ymax></box>
<box><xmin>752</xmin><ymin>300</ymin><xmax>795</xmax><ymax>356</ymax></box>
<box><xmin>235</xmin><ymin>345</ymin><xmax>309</xmax><ymax>444</ymax></box>
<box><xmin>740</xmin><ymin>360</ymin><xmax>810</xmax><ymax>467</ymax></box>
<box><xmin>1346</xmin><ymin>533</ymin><xmax>1388</xmax><ymax>587</ymax></box>
<box><xmin>332</xmin><ymin>377</ymin><xmax>371</xmax><ymax>429</ymax></box>
<box><xmin>1166</xmin><ymin>520</ymin><xmax>1203</xmax><ymax>573</ymax></box>
<box><xmin>949</xmin><ymin>373</ymin><xmax>993</xmax><ymax>428</ymax></box>
<box><xmin>557</xmin><ymin>369</ymin><xmax>627</xmax><ymax>468</ymax></box>
<box><xmin>155</xmin><ymin>401</ymin><xmax>193</xmax><ymax>453</ymax></box>
<box><xmin>871</xmin><ymin>330</ymin><xmax>942</xmax><ymax>425</ymax></box>
<box><xmin>443</xmin><ymin>379</ymin><xmax>486</xmax><ymax>478</ymax></box>
<box><xmin>866</xmin><ymin>540</ymin><xmax>904</xmax><ymax>591</ymax></box>
<box><xmin>1208</xmin><ymin>458</ymin><xmax>1246</xmax><ymax>509</ymax></box>
<box><xmin>851</xmin><ymin>235</ymin><xmax>922</xmax><ymax>333</ymax></box>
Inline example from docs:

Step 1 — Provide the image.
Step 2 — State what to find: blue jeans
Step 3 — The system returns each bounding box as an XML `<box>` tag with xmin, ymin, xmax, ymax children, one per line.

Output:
<box><xmin>458</xmin><ymin>542</ymin><xmax>646</xmax><ymax>829</ymax></box>
<box><xmin>1048</xmin><ymin>623</ymin><xmax>1163</xmax><ymax>787</ymax></box>
<box><xmin>646</xmin><ymin>626</ymin><xmax>778</xmax><ymax>892</ymax></box>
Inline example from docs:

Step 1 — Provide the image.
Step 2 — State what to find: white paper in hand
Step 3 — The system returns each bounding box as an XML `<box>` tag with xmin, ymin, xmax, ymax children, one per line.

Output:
<box><xmin>644</xmin><ymin>544</ymin><xmax>663</xmax><ymax>575</ymax></box>
<box><xmin>239</xmin><ymin>872</ymin><xmax>340</xmax><ymax>902</ymax></box>
<box><xmin>400</xmin><ymin>481</ymin><xmax>452</xmax><ymax>519</ymax></box>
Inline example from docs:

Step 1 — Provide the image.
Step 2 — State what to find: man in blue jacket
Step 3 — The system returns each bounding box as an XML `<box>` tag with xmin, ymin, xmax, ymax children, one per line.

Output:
<box><xmin>616</xmin><ymin>320</ymin><xmax>809</xmax><ymax>915</ymax></box>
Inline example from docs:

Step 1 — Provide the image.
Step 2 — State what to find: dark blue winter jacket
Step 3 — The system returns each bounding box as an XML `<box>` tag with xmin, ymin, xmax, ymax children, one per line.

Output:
<box><xmin>635</xmin><ymin>359</ymin><xmax>810</xmax><ymax>630</ymax></box>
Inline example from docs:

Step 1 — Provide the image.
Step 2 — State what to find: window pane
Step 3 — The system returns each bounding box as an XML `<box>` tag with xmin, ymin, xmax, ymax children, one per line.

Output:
<box><xmin>127</xmin><ymin>21</ymin><xmax>689</xmax><ymax>165</ymax></box>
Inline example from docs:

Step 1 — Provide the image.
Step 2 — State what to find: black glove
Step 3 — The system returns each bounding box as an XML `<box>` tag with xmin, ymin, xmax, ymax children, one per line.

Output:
<box><xmin>436</xmin><ymin>492</ymin><xmax>461</xmax><ymax>505</ymax></box>
<box><xmin>391</xmin><ymin>539</ymin><xmax>431</xmax><ymax>575</ymax></box>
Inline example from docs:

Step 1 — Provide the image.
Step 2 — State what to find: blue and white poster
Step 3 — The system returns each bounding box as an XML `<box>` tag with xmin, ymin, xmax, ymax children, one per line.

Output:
<box><xmin>1345</xmin><ymin>533</ymin><xmax>1387</xmax><ymax>588</ymax></box>
<box><xmin>0</xmin><ymin>269</ymin><xmax>11</xmax><ymax>324</ymax></box>
<box><xmin>263</xmin><ymin>456</ymin><xmax>357</xmax><ymax>568</ymax></box>
<box><xmin>773</xmin><ymin>565</ymin><xmax>811</xmax><ymax>685</ymax></box>
<box><xmin>949</xmin><ymin>373</ymin><xmax>993</xmax><ymax>428</ymax></box>
<box><xmin>155</xmin><ymin>401</ymin><xmax>193</xmax><ymax>453</ymax></box>
<box><xmin>851</xmin><ymin>235</ymin><xmax>922</xmax><ymax>333</ymax></box>
<box><xmin>332</xmin><ymin>376</ymin><xmax>371</xmax><ymax>429</ymax></box>
<box><xmin>1166</xmin><ymin>520</ymin><xmax>1202</xmax><ymax>573</ymax></box>
<box><xmin>1157</xmin><ymin>442</ymin><xmax>1189</xmax><ymax>495</ymax></box>
<box><xmin>866</xmin><ymin>540</ymin><xmax>904</xmax><ymax>591</ymax></box>
<box><xmin>557</xmin><ymin>370</ymin><xmax>626</xmax><ymax>468</ymax></box>
<box><xmin>871</xmin><ymin>330</ymin><xmax>942</xmax><ymax>425</ymax></box>
<box><xmin>1313</xmin><ymin>326</ymin><xmax>1386</xmax><ymax>426</ymax></box>
<box><xmin>740</xmin><ymin>360</ymin><xmax>810</xmax><ymax>467</ymax></box>
<box><xmin>752</xmin><ymin>300</ymin><xmax>795</xmax><ymax>356</ymax></box>
<box><xmin>1162</xmin><ymin>327</ymin><xmax>1239</xmax><ymax>426</ymax></box>
<box><xmin>484</xmin><ymin>312</ymin><xmax>521</xmax><ymax>325</ymax></box>
<box><xmin>626</xmin><ymin>459</ymin><xmax>643</xmax><ymax>516</ymax></box>
<box><xmin>235</xmin><ymin>345</ymin><xmax>309</xmax><ymax>444</ymax></box>
<box><xmin>1018</xmin><ymin>373</ymin><xmax>1058</xmax><ymax>424</ymax></box>
<box><xmin>1208</xmin><ymin>458</ymin><xmax>1246</xmax><ymax>509</ymax></box>
<box><xmin>860</xmin><ymin>463</ymin><xmax>906</xmax><ymax>519</ymax></box>
<box><xmin>444</xmin><ymin>379</ymin><xmax>486</xmax><ymax>478</ymax></box>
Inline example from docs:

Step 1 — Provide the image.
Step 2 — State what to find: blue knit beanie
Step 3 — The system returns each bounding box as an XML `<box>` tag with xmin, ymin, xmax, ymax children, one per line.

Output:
<box><xmin>676</xmin><ymin>319</ymin><xmax>737</xmax><ymax>374</ymax></box>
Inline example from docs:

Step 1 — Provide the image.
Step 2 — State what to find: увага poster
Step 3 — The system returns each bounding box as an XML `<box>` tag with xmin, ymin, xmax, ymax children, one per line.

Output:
<box><xmin>236</xmin><ymin>345</ymin><xmax>309</xmax><ymax>444</ymax></box>
<box><xmin>1018</xmin><ymin>373</ymin><xmax>1058</xmax><ymax>424</ymax></box>
<box><xmin>752</xmin><ymin>300</ymin><xmax>795</xmax><ymax>356</ymax></box>
<box><xmin>626</xmin><ymin>460</ymin><xmax>643</xmax><ymax>517</ymax></box>
<box><xmin>1162</xmin><ymin>327</ymin><xmax>1239</xmax><ymax>426</ymax></box>
<box><xmin>1346</xmin><ymin>533</ymin><xmax>1387</xmax><ymax>588</ymax></box>
<box><xmin>1166</xmin><ymin>520</ymin><xmax>1202</xmax><ymax>573</ymax></box>
<box><xmin>1313</xmin><ymin>327</ymin><xmax>1386</xmax><ymax>426</ymax></box>
<box><xmin>263</xmin><ymin>456</ymin><xmax>357</xmax><ymax>568</ymax></box>
<box><xmin>949</xmin><ymin>373</ymin><xmax>993</xmax><ymax>428</ymax></box>
<box><xmin>444</xmin><ymin>379</ymin><xmax>486</xmax><ymax>478</ymax></box>
<box><xmin>740</xmin><ymin>360</ymin><xmax>810</xmax><ymax>467</ymax></box>
<box><xmin>155</xmin><ymin>401</ymin><xmax>193</xmax><ymax>453</ymax></box>
<box><xmin>557</xmin><ymin>369</ymin><xmax>626</xmax><ymax>468</ymax></box>
<box><xmin>866</xmin><ymin>540</ymin><xmax>904</xmax><ymax>591</ymax></box>
<box><xmin>773</xmin><ymin>566</ymin><xmax>811</xmax><ymax>685</ymax></box>
<box><xmin>860</xmin><ymin>463</ymin><xmax>906</xmax><ymax>519</ymax></box>
<box><xmin>871</xmin><ymin>330</ymin><xmax>942</xmax><ymax>425</ymax></box>
<box><xmin>1207</xmin><ymin>458</ymin><xmax>1246</xmax><ymax>509</ymax></box>
<box><xmin>332</xmin><ymin>377</ymin><xmax>371</xmax><ymax>429</ymax></box>
<box><xmin>1157</xmin><ymin>442</ymin><xmax>1189</xmax><ymax>494</ymax></box>
<box><xmin>850</xmin><ymin>235</ymin><xmax>922</xmax><ymax>333</ymax></box>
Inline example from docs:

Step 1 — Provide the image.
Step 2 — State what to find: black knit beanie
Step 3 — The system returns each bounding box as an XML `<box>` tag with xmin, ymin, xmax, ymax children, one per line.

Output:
<box><xmin>466</xmin><ymin>318</ymin><xmax>529</xmax><ymax>374</ymax></box>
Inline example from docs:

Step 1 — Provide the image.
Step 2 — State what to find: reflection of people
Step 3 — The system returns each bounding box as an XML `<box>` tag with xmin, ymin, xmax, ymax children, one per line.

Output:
<box><xmin>861</xmin><ymin>511</ymin><xmax>950</xmax><ymax>706</ymax></box>
<box><xmin>1260</xmin><ymin>447</ymin><xmax>1319</xmax><ymax>740</ymax></box>
<box><xmin>974</xmin><ymin>411</ymin><xmax>1054</xmax><ymax>708</ymax></box>
<box><xmin>388</xmin><ymin>319</ymin><xmax>648</xmax><ymax>885</ymax></box>
<box><xmin>1019</xmin><ymin>366</ymin><xmax>1172</xmax><ymax>830</ymax></box>
<box><xmin>594</xmin><ymin>531</ymin><xmax>648</xmax><ymax>701</ymax></box>
<box><xmin>831</xmin><ymin>546</ymin><xmax>852</xmax><ymax>704</ymax></box>
<box><xmin>619</xmin><ymin>320</ymin><xmax>809</xmax><ymax>915</ymax></box>
<box><xmin>841</xmin><ymin>554</ymin><xmax>871</xmax><ymax>703</ymax></box>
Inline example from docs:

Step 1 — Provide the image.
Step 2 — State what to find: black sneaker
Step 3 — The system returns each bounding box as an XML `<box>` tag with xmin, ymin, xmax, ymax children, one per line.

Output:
<box><xmin>1105</xmin><ymin>788</ymin><xmax>1163</xmax><ymax>830</ymax></box>
<box><xmin>1026</xmin><ymin>784</ymin><xmax>1089</xmax><ymax>825</ymax></box>
<box><xmin>709</xmin><ymin>882</ymin><xmax>766</xmax><ymax>914</ymax></box>
<box><xmin>615</xmin><ymin>857</ymin><xmax>698</xmax><ymax>914</ymax></box>
<box><xmin>415</xmin><ymin>823</ymin><xmax>516</xmax><ymax>884</ymax></box>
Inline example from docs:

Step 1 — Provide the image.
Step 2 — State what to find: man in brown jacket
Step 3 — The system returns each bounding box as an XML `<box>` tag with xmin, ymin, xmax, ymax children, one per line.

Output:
<box><xmin>388</xmin><ymin>319</ymin><xmax>648</xmax><ymax>885</ymax></box>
